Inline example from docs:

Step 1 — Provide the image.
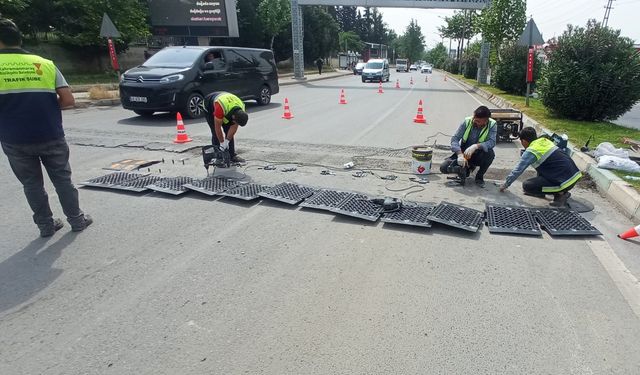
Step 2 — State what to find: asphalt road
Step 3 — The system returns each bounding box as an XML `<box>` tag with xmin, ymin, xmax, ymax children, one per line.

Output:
<box><xmin>1</xmin><ymin>71</ymin><xmax>640</xmax><ymax>374</ymax></box>
<box><xmin>614</xmin><ymin>102</ymin><xmax>640</xmax><ymax>129</ymax></box>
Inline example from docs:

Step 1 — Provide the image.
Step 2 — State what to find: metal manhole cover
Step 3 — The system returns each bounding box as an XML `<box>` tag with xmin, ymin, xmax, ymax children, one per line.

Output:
<box><xmin>183</xmin><ymin>177</ymin><xmax>239</xmax><ymax>196</ymax></box>
<box><xmin>381</xmin><ymin>203</ymin><xmax>434</xmax><ymax>228</ymax></box>
<box><xmin>300</xmin><ymin>189</ymin><xmax>355</xmax><ymax>211</ymax></box>
<box><xmin>258</xmin><ymin>182</ymin><xmax>316</xmax><ymax>205</ymax></box>
<box><xmin>147</xmin><ymin>176</ymin><xmax>194</xmax><ymax>195</ymax></box>
<box><xmin>485</xmin><ymin>204</ymin><xmax>541</xmax><ymax>236</ymax></box>
<box><xmin>332</xmin><ymin>194</ymin><xmax>383</xmax><ymax>222</ymax></box>
<box><xmin>82</xmin><ymin>172</ymin><xmax>145</xmax><ymax>188</ymax></box>
<box><xmin>218</xmin><ymin>183</ymin><xmax>271</xmax><ymax>201</ymax></box>
<box><xmin>111</xmin><ymin>175</ymin><xmax>166</xmax><ymax>192</ymax></box>
<box><xmin>533</xmin><ymin>208</ymin><xmax>602</xmax><ymax>236</ymax></box>
<box><xmin>427</xmin><ymin>202</ymin><xmax>484</xmax><ymax>232</ymax></box>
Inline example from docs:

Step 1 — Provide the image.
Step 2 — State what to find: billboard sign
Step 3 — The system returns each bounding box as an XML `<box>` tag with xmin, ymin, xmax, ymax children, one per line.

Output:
<box><xmin>148</xmin><ymin>0</ymin><xmax>239</xmax><ymax>37</ymax></box>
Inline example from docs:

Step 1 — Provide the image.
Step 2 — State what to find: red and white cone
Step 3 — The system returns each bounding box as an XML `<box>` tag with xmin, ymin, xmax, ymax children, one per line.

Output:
<box><xmin>173</xmin><ymin>112</ymin><xmax>192</xmax><ymax>144</ymax></box>
<box><xmin>395</xmin><ymin>79</ymin><xmax>400</xmax><ymax>89</ymax></box>
<box><xmin>377</xmin><ymin>82</ymin><xmax>384</xmax><ymax>94</ymax></box>
<box><xmin>339</xmin><ymin>89</ymin><xmax>347</xmax><ymax>104</ymax></box>
<box><xmin>618</xmin><ymin>224</ymin><xmax>640</xmax><ymax>240</ymax></box>
<box><xmin>413</xmin><ymin>100</ymin><xmax>427</xmax><ymax>124</ymax></box>
<box><xmin>282</xmin><ymin>98</ymin><xmax>294</xmax><ymax>119</ymax></box>
<box><xmin>410</xmin><ymin>76</ymin><xmax>414</xmax><ymax>85</ymax></box>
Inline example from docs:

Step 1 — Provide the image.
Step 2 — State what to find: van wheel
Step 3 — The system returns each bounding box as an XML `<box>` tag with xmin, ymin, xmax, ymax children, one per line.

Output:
<box><xmin>183</xmin><ymin>92</ymin><xmax>205</xmax><ymax>119</ymax></box>
<box><xmin>134</xmin><ymin>110</ymin><xmax>154</xmax><ymax>117</ymax></box>
<box><xmin>256</xmin><ymin>85</ymin><xmax>271</xmax><ymax>105</ymax></box>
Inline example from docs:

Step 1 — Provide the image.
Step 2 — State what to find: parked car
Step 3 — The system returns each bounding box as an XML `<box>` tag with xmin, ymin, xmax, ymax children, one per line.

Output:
<box><xmin>409</xmin><ymin>64</ymin><xmax>418</xmax><ymax>71</ymax></box>
<box><xmin>353</xmin><ymin>62</ymin><xmax>366</xmax><ymax>75</ymax></box>
<box><xmin>421</xmin><ymin>65</ymin><xmax>432</xmax><ymax>74</ymax></box>
<box><xmin>119</xmin><ymin>46</ymin><xmax>279</xmax><ymax>118</ymax></box>
<box><xmin>361</xmin><ymin>59</ymin><xmax>390</xmax><ymax>82</ymax></box>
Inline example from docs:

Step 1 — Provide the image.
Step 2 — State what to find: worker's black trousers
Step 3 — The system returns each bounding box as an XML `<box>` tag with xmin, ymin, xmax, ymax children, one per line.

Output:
<box><xmin>211</xmin><ymin>124</ymin><xmax>236</xmax><ymax>157</ymax></box>
<box><xmin>522</xmin><ymin>176</ymin><xmax>577</xmax><ymax>196</ymax></box>
<box><xmin>439</xmin><ymin>149</ymin><xmax>495</xmax><ymax>180</ymax></box>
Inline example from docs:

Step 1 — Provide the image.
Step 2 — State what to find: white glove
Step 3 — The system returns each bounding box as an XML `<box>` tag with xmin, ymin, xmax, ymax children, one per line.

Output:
<box><xmin>464</xmin><ymin>144</ymin><xmax>479</xmax><ymax>159</ymax></box>
<box><xmin>457</xmin><ymin>154</ymin><xmax>467</xmax><ymax>168</ymax></box>
<box><xmin>220</xmin><ymin>139</ymin><xmax>229</xmax><ymax>150</ymax></box>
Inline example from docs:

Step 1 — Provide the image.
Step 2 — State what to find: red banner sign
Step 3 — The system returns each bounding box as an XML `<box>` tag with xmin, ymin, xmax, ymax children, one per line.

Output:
<box><xmin>527</xmin><ymin>47</ymin><xmax>534</xmax><ymax>83</ymax></box>
<box><xmin>107</xmin><ymin>38</ymin><xmax>120</xmax><ymax>71</ymax></box>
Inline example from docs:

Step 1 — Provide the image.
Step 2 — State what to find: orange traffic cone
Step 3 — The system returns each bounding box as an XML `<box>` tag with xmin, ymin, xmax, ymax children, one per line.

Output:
<box><xmin>410</xmin><ymin>76</ymin><xmax>414</xmax><ymax>85</ymax></box>
<box><xmin>413</xmin><ymin>100</ymin><xmax>427</xmax><ymax>124</ymax></box>
<box><xmin>618</xmin><ymin>224</ymin><xmax>640</xmax><ymax>240</ymax></box>
<box><xmin>425</xmin><ymin>75</ymin><xmax>428</xmax><ymax>83</ymax></box>
<box><xmin>282</xmin><ymin>98</ymin><xmax>294</xmax><ymax>119</ymax></box>
<box><xmin>173</xmin><ymin>112</ymin><xmax>192</xmax><ymax>144</ymax></box>
<box><xmin>444</xmin><ymin>75</ymin><xmax>448</xmax><ymax>81</ymax></box>
<box><xmin>395</xmin><ymin>79</ymin><xmax>400</xmax><ymax>89</ymax></box>
<box><xmin>377</xmin><ymin>82</ymin><xmax>384</xmax><ymax>94</ymax></box>
<box><xmin>339</xmin><ymin>89</ymin><xmax>347</xmax><ymax>104</ymax></box>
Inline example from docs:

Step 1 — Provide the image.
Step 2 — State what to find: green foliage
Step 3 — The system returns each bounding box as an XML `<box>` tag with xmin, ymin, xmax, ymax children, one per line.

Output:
<box><xmin>539</xmin><ymin>20</ymin><xmax>640</xmax><ymax>121</ymax></box>
<box><xmin>257</xmin><ymin>0</ymin><xmax>291</xmax><ymax>50</ymax></box>
<box><xmin>338</xmin><ymin>31</ymin><xmax>364</xmax><ymax>53</ymax></box>
<box><xmin>398</xmin><ymin>19</ymin><xmax>425</xmax><ymax>62</ymax></box>
<box><xmin>303</xmin><ymin>6</ymin><xmax>339</xmax><ymax>64</ymax></box>
<box><xmin>492</xmin><ymin>43</ymin><xmax>541</xmax><ymax>95</ymax></box>
<box><xmin>425</xmin><ymin>43</ymin><xmax>448</xmax><ymax>69</ymax></box>
<box><xmin>335</xmin><ymin>6</ymin><xmax>357</xmax><ymax>33</ymax></box>
<box><xmin>479</xmin><ymin>0</ymin><xmax>526</xmax><ymax>61</ymax></box>
<box><xmin>462</xmin><ymin>41</ymin><xmax>481</xmax><ymax>79</ymax></box>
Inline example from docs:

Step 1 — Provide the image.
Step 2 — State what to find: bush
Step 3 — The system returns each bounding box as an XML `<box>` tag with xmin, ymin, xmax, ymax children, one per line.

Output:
<box><xmin>492</xmin><ymin>43</ymin><xmax>541</xmax><ymax>95</ymax></box>
<box><xmin>538</xmin><ymin>20</ymin><xmax>640</xmax><ymax>121</ymax></box>
<box><xmin>445</xmin><ymin>59</ymin><xmax>460</xmax><ymax>74</ymax></box>
<box><xmin>463</xmin><ymin>58</ymin><xmax>478</xmax><ymax>79</ymax></box>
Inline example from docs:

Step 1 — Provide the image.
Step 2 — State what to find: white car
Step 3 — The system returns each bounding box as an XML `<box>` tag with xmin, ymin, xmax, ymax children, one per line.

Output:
<box><xmin>409</xmin><ymin>64</ymin><xmax>418</xmax><ymax>71</ymax></box>
<box><xmin>420</xmin><ymin>65</ymin><xmax>432</xmax><ymax>74</ymax></box>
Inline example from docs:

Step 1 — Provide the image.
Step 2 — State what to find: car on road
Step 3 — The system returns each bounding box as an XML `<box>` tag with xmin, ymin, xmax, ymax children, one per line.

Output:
<box><xmin>362</xmin><ymin>59</ymin><xmax>390</xmax><ymax>82</ymax></box>
<box><xmin>420</xmin><ymin>65</ymin><xmax>432</xmax><ymax>74</ymax></box>
<box><xmin>395</xmin><ymin>58</ymin><xmax>408</xmax><ymax>72</ymax></box>
<box><xmin>409</xmin><ymin>64</ymin><xmax>418</xmax><ymax>71</ymax></box>
<box><xmin>119</xmin><ymin>46</ymin><xmax>279</xmax><ymax>118</ymax></box>
<box><xmin>353</xmin><ymin>62</ymin><xmax>366</xmax><ymax>75</ymax></box>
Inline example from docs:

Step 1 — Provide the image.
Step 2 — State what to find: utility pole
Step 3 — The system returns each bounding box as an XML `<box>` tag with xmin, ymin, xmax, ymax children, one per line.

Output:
<box><xmin>603</xmin><ymin>0</ymin><xmax>614</xmax><ymax>27</ymax></box>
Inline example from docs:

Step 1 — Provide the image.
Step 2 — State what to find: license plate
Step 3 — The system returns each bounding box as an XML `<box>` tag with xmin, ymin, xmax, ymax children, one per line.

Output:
<box><xmin>130</xmin><ymin>96</ymin><xmax>147</xmax><ymax>103</ymax></box>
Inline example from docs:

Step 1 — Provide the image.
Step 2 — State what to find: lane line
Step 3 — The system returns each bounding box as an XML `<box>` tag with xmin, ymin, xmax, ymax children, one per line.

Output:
<box><xmin>447</xmin><ymin>76</ymin><xmax>487</xmax><ymax>106</ymax></box>
<box><xmin>586</xmin><ymin>239</ymin><xmax>640</xmax><ymax>319</ymax></box>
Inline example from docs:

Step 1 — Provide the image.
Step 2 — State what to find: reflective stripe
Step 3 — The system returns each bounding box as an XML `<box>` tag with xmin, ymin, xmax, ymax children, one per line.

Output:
<box><xmin>462</xmin><ymin>117</ymin><xmax>496</xmax><ymax>144</ymax></box>
<box><xmin>528</xmin><ymin>138</ymin><xmax>558</xmax><ymax>168</ymax></box>
<box><xmin>0</xmin><ymin>88</ymin><xmax>57</xmax><ymax>95</ymax></box>
<box><xmin>541</xmin><ymin>171</ymin><xmax>583</xmax><ymax>193</ymax></box>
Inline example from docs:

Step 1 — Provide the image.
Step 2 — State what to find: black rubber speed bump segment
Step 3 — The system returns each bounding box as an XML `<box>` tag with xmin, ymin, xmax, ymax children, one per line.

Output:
<box><xmin>427</xmin><ymin>201</ymin><xmax>484</xmax><ymax>232</ymax></box>
<box><xmin>381</xmin><ymin>203</ymin><xmax>434</xmax><ymax>228</ymax></box>
<box><xmin>485</xmin><ymin>204</ymin><xmax>541</xmax><ymax>236</ymax></box>
<box><xmin>258</xmin><ymin>182</ymin><xmax>316</xmax><ymax>205</ymax></box>
<box><xmin>82</xmin><ymin>172</ymin><xmax>147</xmax><ymax>188</ymax></box>
<box><xmin>112</xmin><ymin>175</ymin><xmax>166</xmax><ymax>192</ymax></box>
<box><xmin>300</xmin><ymin>189</ymin><xmax>356</xmax><ymax>212</ymax></box>
<box><xmin>183</xmin><ymin>177</ymin><xmax>239</xmax><ymax>196</ymax></box>
<box><xmin>147</xmin><ymin>176</ymin><xmax>194</xmax><ymax>195</ymax></box>
<box><xmin>533</xmin><ymin>208</ymin><xmax>602</xmax><ymax>236</ymax></box>
<box><xmin>218</xmin><ymin>183</ymin><xmax>271</xmax><ymax>201</ymax></box>
<box><xmin>331</xmin><ymin>194</ymin><xmax>383</xmax><ymax>222</ymax></box>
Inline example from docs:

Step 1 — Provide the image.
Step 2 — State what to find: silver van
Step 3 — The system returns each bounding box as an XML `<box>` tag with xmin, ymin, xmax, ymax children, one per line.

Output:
<box><xmin>361</xmin><ymin>59</ymin><xmax>390</xmax><ymax>83</ymax></box>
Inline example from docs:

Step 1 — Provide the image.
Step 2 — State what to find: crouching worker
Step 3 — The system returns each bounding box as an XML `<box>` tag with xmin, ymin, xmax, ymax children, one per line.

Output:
<box><xmin>499</xmin><ymin>127</ymin><xmax>582</xmax><ymax>207</ymax></box>
<box><xmin>204</xmin><ymin>92</ymin><xmax>249</xmax><ymax>163</ymax></box>
<box><xmin>439</xmin><ymin>106</ymin><xmax>497</xmax><ymax>187</ymax></box>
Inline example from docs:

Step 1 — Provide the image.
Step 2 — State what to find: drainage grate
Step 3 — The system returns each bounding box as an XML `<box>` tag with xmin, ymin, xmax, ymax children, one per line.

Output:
<box><xmin>300</xmin><ymin>189</ymin><xmax>356</xmax><ymax>211</ymax></box>
<box><xmin>147</xmin><ymin>176</ymin><xmax>194</xmax><ymax>195</ymax></box>
<box><xmin>183</xmin><ymin>177</ymin><xmax>239</xmax><ymax>196</ymax></box>
<box><xmin>485</xmin><ymin>204</ymin><xmax>541</xmax><ymax>236</ymax></box>
<box><xmin>111</xmin><ymin>175</ymin><xmax>166</xmax><ymax>192</ymax></box>
<box><xmin>427</xmin><ymin>202</ymin><xmax>484</xmax><ymax>232</ymax></box>
<box><xmin>533</xmin><ymin>208</ymin><xmax>602</xmax><ymax>236</ymax></box>
<box><xmin>82</xmin><ymin>172</ymin><xmax>145</xmax><ymax>188</ymax></box>
<box><xmin>381</xmin><ymin>203</ymin><xmax>434</xmax><ymax>228</ymax></box>
<box><xmin>218</xmin><ymin>183</ymin><xmax>271</xmax><ymax>201</ymax></box>
<box><xmin>258</xmin><ymin>182</ymin><xmax>316</xmax><ymax>205</ymax></box>
<box><xmin>332</xmin><ymin>194</ymin><xmax>383</xmax><ymax>222</ymax></box>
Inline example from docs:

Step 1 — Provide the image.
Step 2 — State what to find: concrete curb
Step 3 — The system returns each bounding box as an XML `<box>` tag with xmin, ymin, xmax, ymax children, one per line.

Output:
<box><xmin>447</xmin><ymin>74</ymin><xmax>640</xmax><ymax>222</ymax></box>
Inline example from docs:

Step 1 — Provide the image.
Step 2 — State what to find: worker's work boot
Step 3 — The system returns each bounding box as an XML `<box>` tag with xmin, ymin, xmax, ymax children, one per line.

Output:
<box><xmin>550</xmin><ymin>192</ymin><xmax>571</xmax><ymax>208</ymax></box>
<box><xmin>71</xmin><ymin>215</ymin><xmax>93</xmax><ymax>232</ymax></box>
<box><xmin>39</xmin><ymin>218</ymin><xmax>64</xmax><ymax>238</ymax></box>
<box><xmin>231</xmin><ymin>155</ymin><xmax>246</xmax><ymax>163</ymax></box>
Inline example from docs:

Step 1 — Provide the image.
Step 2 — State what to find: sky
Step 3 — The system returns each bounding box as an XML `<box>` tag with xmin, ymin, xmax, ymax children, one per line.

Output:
<box><xmin>376</xmin><ymin>0</ymin><xmax>640</xmax><ymax>49</ymax></box>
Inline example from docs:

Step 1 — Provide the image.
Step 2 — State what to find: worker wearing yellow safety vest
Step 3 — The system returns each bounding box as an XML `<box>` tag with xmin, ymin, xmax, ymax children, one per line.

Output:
<box><xmin>0</xmin><ymin>18</ymin><xmax>92</xmax><ymax>237</ymax></box>
<box><xmin>204</xmin><ymin>91</ymin><xmax>249</xmax><ymax>163</ymax></box>
<box><xmin>439</xmin><ymin>106</ymin><xmax>497</xmax><ymax>187</ymax></box>
<box><xmin>500</xmin><ymin>127</ymin><xmax>582</xmax><ymax>207</ymax></box>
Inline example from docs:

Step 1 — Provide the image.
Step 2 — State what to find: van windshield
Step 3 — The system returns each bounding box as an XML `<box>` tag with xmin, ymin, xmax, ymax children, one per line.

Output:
<box><xmin>143</xmin><ymin>49</ymin><xmax>203</xmax><ymax>68</ymax></box>
<box><xmin>366</xmin><ymin>62</ymin><xmax>383</xmax><ymax>69</ymax></box>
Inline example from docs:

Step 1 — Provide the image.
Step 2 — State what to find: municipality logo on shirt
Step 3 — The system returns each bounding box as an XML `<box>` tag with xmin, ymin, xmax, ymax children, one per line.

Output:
<box><xmin>33</xmin><ymin>63</ymin><xmax>43</xmax><ymax>75</ymax></box>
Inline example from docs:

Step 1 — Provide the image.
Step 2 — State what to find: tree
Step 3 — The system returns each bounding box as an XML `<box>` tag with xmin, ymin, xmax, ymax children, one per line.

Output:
<box><xmin>336</xmin><ymin>6</ymin><xmax>357</xmax><ymax>33</ymax></box>
<box><xmin>399</xmin><ymin>19</ymin><xmax>425</xmax><ymax>62</ymax></box>
<box><xmin>257</xmin><ymin>0</ymin><xmax>291</xmax><ymax>50</ymax></box>
<box><xmin>492</xmin><ymin>43</ymin><xmax>541</xmax><ymax>95</ymax></box>
<box><xmin>303</xmin><ymin>6</ymin><xmax>339</xmax><ymax>64</ymax></box>
<box><xmin>539</xmin><ymin>20</ymin><xmax>640</xmax><ymax>121</ymax></box>
<box><xmin>479</xmin><ymin>0</ymin><xmax>526</xmax><ymax>62</ymax></box>
<box><xmin>462</xmin><ymin>41</ymin><xmax>482</xmax><ymax>79</ymax></box>
<box><xmin>338</xmin><ymin>31</ymin><xmax>364</xmax><ymax>53</ymax></box>
<box><xmin>425</xmin><ymin>43</ymin><xmax>448</xmax><ymax>69</ymax></box>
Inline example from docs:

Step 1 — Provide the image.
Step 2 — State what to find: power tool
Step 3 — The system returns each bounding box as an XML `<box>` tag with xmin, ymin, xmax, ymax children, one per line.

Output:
<box><xmin>369</xmin><ymin>197</ymin><xmax>402</xmax><ymax>213</ymax></box>
<box><xmin>445</xmin><ymin>163</ymin><xmax>467</xmax><ymax>186</ymax></box>
<box><xmin>201</xmin><ymin>145</ymin><xmax>231</xmax><ymax>169</ymax></box>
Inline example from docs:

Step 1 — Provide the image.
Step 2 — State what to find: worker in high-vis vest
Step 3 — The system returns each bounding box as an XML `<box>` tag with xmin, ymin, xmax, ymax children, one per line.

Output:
<box><xmin>439</xmin><ymin>106</ymin><xmax>497</xmax><ymax>187</ymax></box>
<box><xmin>204</xmin><ymin>91</ymin><xmax>249</xmax><ymax>163</ymax></box>
<box><xmin>500</xmin><ymin>127</ymin><xmax>582</xmax><ymax>207</ymax></box>
<box><xmin>0</xmin><ymin>18</ymin><xmax>92</xmax><ymax>237</ymax></box>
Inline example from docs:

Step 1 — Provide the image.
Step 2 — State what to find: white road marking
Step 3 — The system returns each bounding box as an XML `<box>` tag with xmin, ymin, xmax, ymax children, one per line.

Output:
<box><xmin>447</xmin><ymin>76</ymin><xmax>486</xmax><ymax>106</ymax></box>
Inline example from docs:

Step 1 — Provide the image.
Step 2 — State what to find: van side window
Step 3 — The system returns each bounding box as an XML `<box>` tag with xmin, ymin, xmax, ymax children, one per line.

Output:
<box><xmin>205</xmin><ymin>50</ymin><xmax>226</xmax><ymax>70</ymax></box>
<box><xmin>255</xmin><ymin>51</ymin><xmax>276</xmax><ymax>72</ymax></box>
<box><xmin>227</xmin><ymin>49</ymin><xmax>256</xmax><ymax>69</ymax></box>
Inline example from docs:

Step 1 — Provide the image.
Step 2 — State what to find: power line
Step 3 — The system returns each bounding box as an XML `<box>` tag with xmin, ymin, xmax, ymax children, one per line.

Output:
<box><xmin>603</xmin><ymin>0</ymin><xmax>614</xmax><ymax>27</ymax></box>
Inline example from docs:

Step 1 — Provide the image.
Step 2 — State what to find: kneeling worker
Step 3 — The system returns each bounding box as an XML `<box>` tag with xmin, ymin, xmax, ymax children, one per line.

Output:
<box><xmin>499</xmin><ymin>127</ymin><xmax>582</xmax><ymax>207</ymax></box>
<box><xmin>439</xmin><ymin>106</ymin><xmax>497</xmax><ymax>186</ymax></box>
<box><xmin>204</xmin><ymin>92</ymin><xmax>249</xmax><ymax>163</ymax></box>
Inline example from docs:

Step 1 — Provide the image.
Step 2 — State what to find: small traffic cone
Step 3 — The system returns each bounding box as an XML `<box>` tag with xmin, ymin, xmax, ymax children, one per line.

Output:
<box><xmin>282</xmin><ymin>98</ymin><xmax>294</xmax><ymax>119</ymax></box>
<box><xmin>413</xmin><ymin>100</ymin><xmax>427</xmax><ymax>124</ymax></box>
<box><xmin>339</xmin><ymin>89</ymin><xmax>347</xmax><ymax>104</ymax></box>
<box><xmin>395</xmin><ymin>79</ymin><xmax>400</xmax><ymax>89</ymax></box>
<box><xmin>377</xmin><ymin>82</ymin><xmax>384</xmax><ymax>94</ymax></box>
<box><xmin>444</xmin><ymin>75</ymin><xmax>448</xmax><ymax>81</ymax></box>
<box><xmin>410</xmin><ymin>76</ymin><xmax>414</xmax><ymax>85</ymax></box>
<box><xmin>173</xmin><ymin>112</ymin><xmax>192</xmax><ymax>144</ymax></box>
<box><xmin>425</xmin><ymin>75</ymin><xmax>428</xmax><ymax>83</ymax></box>
<box><xmin>618</xmin><ymin>224</ymin><xmax>640</xmax><ymax>240</ymax></box>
